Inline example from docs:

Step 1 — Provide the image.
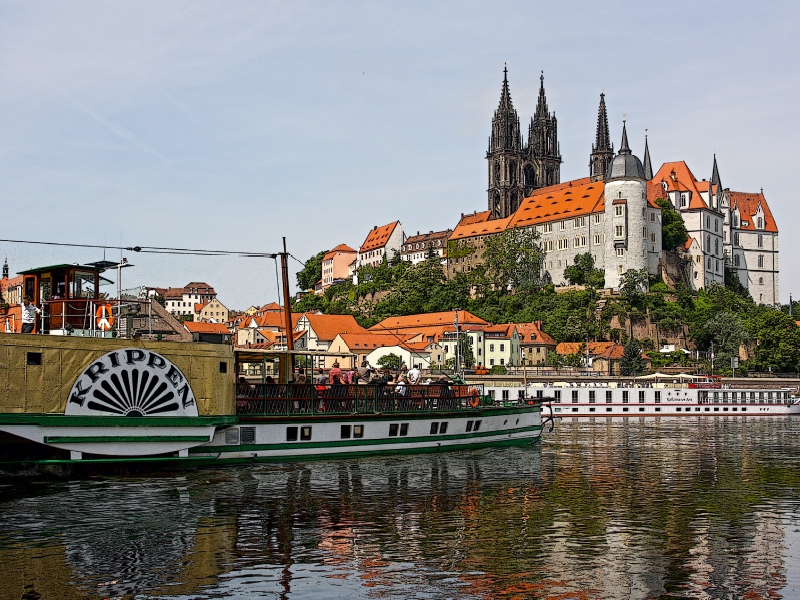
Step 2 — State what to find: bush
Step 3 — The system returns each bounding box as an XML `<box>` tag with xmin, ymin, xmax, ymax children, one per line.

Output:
<box><xmin>489</xmin><ymin>365</ymin><xmax>507</xmax><ymax>375</ymax></box>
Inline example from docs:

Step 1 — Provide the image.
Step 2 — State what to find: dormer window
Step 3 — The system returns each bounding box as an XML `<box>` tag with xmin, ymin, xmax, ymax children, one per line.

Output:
<box><xmin>758</xmin><ymin>217</ymin><xmax>764</xmax><ymax>229</ymax></box>
<box><xmin>681</xmin><ymin>194</ymin><xmax>687</xmax><ymax>208</ymax></box>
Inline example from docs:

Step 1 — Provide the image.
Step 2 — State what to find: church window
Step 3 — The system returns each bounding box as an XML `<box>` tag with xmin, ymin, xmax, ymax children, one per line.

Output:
<box><xmin>734</xmin><ymin>233</ymin><xmax>740</xmax><ymax>246</ymax></box>
<box><xmin>650</xmin><ymin>213</ymin><xmax>655</xmax><ymax>222</ymax></box>
<box><xmin>707</xmin><ymin>258</ymin><xmax>712</xmax><ymax>270</ymax></box>
<box><xmin>759</xmin><ymin>277</ymin><xmax>764</xmax><ymax>285</ymax></box>
<box><xmin>650</xmin><ymin>232</ymin><xmax>656</xmax><ymax>243</ymax></box>
<box><xmin>642</xmin><ymin>227</ymin><xmax>647</xmax><ymax>239</ymax></box>
<box><xmin>716</xmin><ymin>260</ymin><xmax>720</xmax><ymax>272</ymax></box>
<box><xmin>758</xmin><ymin>255</ymin><xmax>764</xmax><ymax>268</ymax></box>
<box><xmin>714</xmin><ymin>220</ymin><xmax>718</xmax><ymax>232</ymax></box>
<box><xmin>706</xmin><ymin>236</ymin><xmax>711</xmax><ymax>252</ymax></box>
<box><xmin>615</xmin><ymin>225</ymin><xmax>624</xmax><ymax>237</ymax></box>
<box><xmin>581</xmin><ymin>236</ymin><xmax>586</xmax><ymax>247</ymax></box>
<box><xmin>615</xmin><ymin>205</ymin><xmax>624</xmax><ymax>217</ymax></box>
<box><xmin>715</xmin><ymin>239</ymin><xmax>719</xmax><ymax>255</ymax></box>
<box><xmin>734</xmin><ymin>255</ymin><xmax>740</xmax><ymax>267</ymax></box>
<box><xmin>758</xmin><ymin>235</ymin><xmax>763</xmax><ymax>248</ymax></box>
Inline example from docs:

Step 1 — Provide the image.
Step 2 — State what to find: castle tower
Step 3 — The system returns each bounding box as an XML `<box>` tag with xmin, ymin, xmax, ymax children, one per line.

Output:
<box><xmin>2</xmin><ymin>257</ymin><xmax>7</xmax><ymax>280</ymax></box>
<box><xmin>525</xmin><ymin>72</ymin><xmax>561</xmax><ymax>190</ymax></box>
<box><xmin>487</xmin><ymin>66</ymin><xmax>526</xmax><ymax>219</ymax></box>
<box><xmin>603</xmin><ymin>122</ymin><xmax>650</xmax><ymax>290</ymax></box>
<box><xmin>589</xmin><ymin>93</ymin><xmax>614</xmax><ymax>181</ymax></box>
<box><xmin>643</xmin><ymin>132</ymin><xmax>653</xmax><ymax>180</ymax></box>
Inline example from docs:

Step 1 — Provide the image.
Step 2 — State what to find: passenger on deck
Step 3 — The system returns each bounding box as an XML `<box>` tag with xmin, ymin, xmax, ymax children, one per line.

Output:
<box><xmin>20</xmin><ymin>296</ymin><xmax>40</xmax><ymax>334</ymax></box>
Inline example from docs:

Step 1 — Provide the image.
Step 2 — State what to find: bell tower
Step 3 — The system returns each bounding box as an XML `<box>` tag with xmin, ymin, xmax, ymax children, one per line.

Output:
<box><xmin>526</xmin><ymin>73</ymin><xmax>562</xmax><ymax>189</ymax></box>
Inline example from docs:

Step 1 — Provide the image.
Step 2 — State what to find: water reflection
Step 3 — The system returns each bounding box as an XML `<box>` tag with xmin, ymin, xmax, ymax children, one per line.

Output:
<box><xmin>2</xmin><ymin>418</ymin><xmax>800</xmax><ymax>599</ymax></box>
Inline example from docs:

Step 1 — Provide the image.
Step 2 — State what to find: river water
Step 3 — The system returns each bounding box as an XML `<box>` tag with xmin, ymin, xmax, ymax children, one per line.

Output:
<box><xmin>3</xmin><ymin>417</ymin><xmax>800</xmax><ymax>599</ymax></box>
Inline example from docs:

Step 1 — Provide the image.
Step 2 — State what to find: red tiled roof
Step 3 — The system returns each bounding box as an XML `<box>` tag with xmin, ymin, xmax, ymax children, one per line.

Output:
<box><xmin>514</xmin><ymin>322</ymin><xmax>557</xmax><ymax>346</ymax></box>
<box><xmin>184</xmin><ymin>322</ymin><xmax>230</xmax><ymax>334</ymax></box>
<box><xmin>450</xmin><ymin>214</ymin><xmax>513</xmax><ymax>241</ymax></box>
<box><xmin>456</xmin><ymin>211</ymin><xmax>492</xmax><ymax>227</ymax></box>
<box><xmin>651</xmin><ymin>162</ymin><xmax>709</xmax><ymax>210</ymax></box>
<box><xmin>324</xmin><ymin>244</ymin><xmax>357</xmax><ymax>262</ymax></box>
<box><xmin>360</xmin><ymin>222</ymin><xmax>400</xmax><ymax>253</ymax></box>
<box><xmin>509</xmin><ymin>180</ymin><xmax>605</xmax><ymax>229</ymax></box>
<box><xmin>337</xmin><ymin>332</ymin><xmax>414</xmax><ymax>350</ymax></box>
<box><xmin>301</xmin><ymin>313</ymin><xmax>368</xmax><ymax>341</ymax></box>
<box><xmin>556</xmin><ymin>341</ymin><xmax>615</xmax><ymax>356</ymax></box>
<box><xmin>370</xmin><ymin>311</ymin><xmax>488</xmax><ymax>331</ymax></box>
<box><xmin>730</xmin><ymin>191</ymin><xmax>778</xmax><ymax>233</ymax></box>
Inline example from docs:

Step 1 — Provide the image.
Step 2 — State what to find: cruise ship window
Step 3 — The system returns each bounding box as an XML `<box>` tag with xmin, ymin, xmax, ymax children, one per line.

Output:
<box><xmin>606</xmin><ymin>390</ymin><xmax>612</xmax><ymax>403</ymax></box>
<box><xmin>474</xmin><ymin>420</ymin><xmax>481</xmax><ymax>431</ymax></box>
<box><xmin>572</xmin><ymin>390</ymin><xmax>579</xmax><ymax>403</ymax></box>
<box><xmin>341</xmin><ymin>425</ymin><xmax>351</xmax><ymax>439</ymax></box>
<box><xmin>439</xmin><ymin>422</ymin><xmax>448</xmax><ymax>434</ymax></box>
<box><xmin>389</xmin><ymin>423</ymin><xmax>399</xmax><ymax>436</ymax></box>
<box><xmin>639</xmin><ymin>391</ymin><xmax>645</xmax><ymax>403</ymax></box>
<box><xmin>466</xmin><ymin>420</ymin><xmax>474</xmax><ymax>432</ymax></box>
<box><xmin>430</xmin><ymin>422</ymin><xmax>439</xmax><ymax>435</ymax></box>
<box><xmin>286</xmin><ymin>427</ymin><xmax>298</xmax><ymax>442</ymax></box>
<box><xmin>353</xmin><ymin>425</ymin><xmax>364</xmax><ymax>438</ymax></box>
<box><xmin>400</xmin><ymin>423</ymin><xmax>409</xmax><ymax>436</ymax></box>
<box><xmin>622</xmin><ymin>391</ymin><xmax>629</xmax><ymax>403</ymax></box>
<box><xmin>300</xmin><ymin>427</ymin><xmax>312</xmax><ymax>441</ymax></box>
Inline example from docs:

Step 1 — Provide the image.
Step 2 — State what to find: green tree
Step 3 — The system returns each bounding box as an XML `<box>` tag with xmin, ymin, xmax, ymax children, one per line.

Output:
<box><xmin>377</xmin><ymin>353</ymin><xmax>402</xmax><ymax>371</ymax></box>
<box><xmin>564</xmin><ymin>252</ymin><xmax>605</xmax><ymax>288</ymax></box>
<box><xmin>296</xmin><ymin>250</ymin><xmax>329</xmax><ymax>291</ymax></box>
<box><xmin>745</xmin><ymin>307</ymin><xmax>800</xmax><ymax>373</ymax></box>
<box><xmin>655</xmin><ymin>198</ymin><xmax>689</xmax><ymax>251</ymax></box>
<box><xmin>620</xmin><ymin>337</ymin><xmax>645</xmax><ymax>376</ymax></box>
<box><xmin>482</xmin><ymin>226</ymin><xmax>544</xmax><ymax>291</ymax></box>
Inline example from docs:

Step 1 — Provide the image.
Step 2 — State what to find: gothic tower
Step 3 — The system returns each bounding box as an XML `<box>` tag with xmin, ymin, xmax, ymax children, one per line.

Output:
<box><xmin>525</xmin><ymin>73</ymin><xmax>561</xmax><ymax>190</ymax></box>
<box><xmin>643</xmin><ymin>132</ymin><xmax>653</xmax><ymax>180</ymax></box>
<box><xmin>487</xmin><ymin>67</ymin><xmax>525</xmax><ymax>219</ymax></box>
<box><xmin>589</xmin><ymin>93</ymin><xmax>614</xmax><ymax>181</ymax></box>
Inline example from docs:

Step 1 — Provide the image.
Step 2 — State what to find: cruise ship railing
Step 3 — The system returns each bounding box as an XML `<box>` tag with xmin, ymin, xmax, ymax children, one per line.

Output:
<box><xmin>234</xmin><ymin>383</ymin><xmax>498</xmax><ymax>416</ymax></box>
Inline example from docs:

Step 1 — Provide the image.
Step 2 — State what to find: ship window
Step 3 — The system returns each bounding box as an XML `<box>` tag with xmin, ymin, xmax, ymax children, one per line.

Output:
<box><xmin>341</xmin><ymin>425</ymin><xmax>352</xmax><ymax>438</ymax></box>
<box><xmin>466</xmin><ymin>420</ymin><xmax>474</xmax><ymax>432</ymax></box>
<box><xmin>439</xmin><ymin>422</ymin><xmax>448</xmax><ymax>434</ymax></box>
<box><xmin>300</xmin><ymin>427</ymin><xmax>312</xmax><ymax>441</ymax></box>
<box><xmin>606</xmin><ymin>407</ymin><xmax>612</xmax><ymax>412</ymax></box>
<box><xmin>26</xmin><ymin>352</ymin><xmax>42</xmax><ymax>366</ymax></box>
<box><xmin>554</xmin><ymin>391</ymin><xmax>561</xmax><ymax>403</ymax></box>
<box><xmin>502</xmin><ymin>390</ymin><xmax>509</xmax><ymax>400</ymax></box>
<box><xmin>589</xmin><ymin>407</ymin><xmax>595</xmax><ymax>412</ymax></box>
<box><xmin>389</xmin><ymin>423</ymin><xmax>399</xmax><ymax>436</ymax></box>
<box><xmin>572</xmin><ymin>407</ymin><xmax>578</xmax><ymax>412</ymax></box>
<box><xmin>589</xmin><ymin>391</ymin><xmax>596</xmax><ymax>403</ymax></box>
<box><xmin>430</xmin><ymin>422</ymin><xmax>439</xmax><ymax>435</ymax></box>
<box><xmin>606</xmin><ymin>390</ymin><xmax>612</xmax><ymax>403</ymax></box>
<box><xmin>400</xmin><ymin>423</ymin><xmax>409</xmax><ymax>436</ymax></box>
<box><xmin>623</xmin><ymin>407</ymin><xmax>629</xmax><ymax>412</ymax></box>
<box><xmin>622</xmin><ymin>391</ymin><xmax>629</xmax><ymax>403</ymax></box>
<box><xmin>655</xmin><ymin>407</ymin><xmax>661</xmax><ymax>412</ymax></box>
<box><xmin>286</xmin><ymin>427</ymin><xmax>298</xmax><ymax>441</ymax></box>
<box><xmin>225</xmin><ymin>428</ymin><xmax>240</xmax><ymax>445</ymax></box>
<box><xmin>353</xmin><ymin>425</ymin><xmax>364</xmax><ymax>438</ymax></box>
<box><xmin>572</xmin><ymin>390</ymin><xmax>578</xmax><ymax>403</ymax></box>
<box><xmin>639</xmin><ymin>407</ymin><xmax>645</xmax><ymax>412</ymax></box>
<box><xmin>72</xmin><ymin>271</ymin><xmax>97</xmax><ymax>298</ymax></box>
<box><xmin>655</xmin><ymin>391</ymin><xmax>661</xmax><ymax>402</ymax></box>
<box><xmin>219</xmin><ymin>361</ymin><xmax>228</xmax><ymax>373</ymax></box>
<box><xmin>639</xmin><ymin>391</ymin><xmax>645</xmax><ymax>403</ymax></box>
<box><xmin>474</xmin><ymin>420</ymin><xmax>481</xmax><ymax>431</ymax></box>
<box><xmin>240</xmin><ymin>427</ymin><xmax>255</xmax><ymax>444</ymax></box>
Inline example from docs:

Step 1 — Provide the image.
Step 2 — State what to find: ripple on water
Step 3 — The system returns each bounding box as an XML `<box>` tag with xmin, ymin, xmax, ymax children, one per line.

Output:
<box><xmin>2</xmin><ymin>418</ymin><xmax>800</xmax><ymax>598</ymax></box>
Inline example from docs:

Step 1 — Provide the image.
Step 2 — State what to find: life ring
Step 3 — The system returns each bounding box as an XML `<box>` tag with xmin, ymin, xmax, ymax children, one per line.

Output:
<box><xmin>95</xmin><ymin>304</ymin><xmax>115</xmax><ymax>331</ymax></box>
<box><xmin>469</xmin><ymin>389</ymin><xmax>480</xmax><ymax>408</ymax></box>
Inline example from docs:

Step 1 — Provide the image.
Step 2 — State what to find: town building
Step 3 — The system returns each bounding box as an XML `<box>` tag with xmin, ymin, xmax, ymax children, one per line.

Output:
<box><xmin>328</xmin><ymin>332</ymin><xmax>416</xmax><ymax>368</ymax></box>
<box><xmin>163</xmin><ymin>282</ymin><xmax>218</xmax><ymax>318</ymax></box>
<box><xmin>321</xmin><ymin>244</ymin><xmax>357</xmax><ymax>292</ymax></box>
<box><xmin>354</xmin><ymin>221</ymin><xmax>403</xmax><ymax>283</ymax></box>
<box><xmin>195</xmin><ymin>298</ymin><xmax>229</xmax><ymax>323</ymax></box>
<box><xmin>366</xmin><ymin>341</ymin><xmax>444</xmax><ymax>371</ymax></box>
<box><xmin>515</xmin><ymin>321</ymin><xmax>557</xmax><ymax>366</ymax></box>
<box><xmin>401</xmin><ymin>230</ymin><xmax>451</xmax><ymax>265</ymax></box>
<box><xmin>183</xmin><ymin>321</ymin><xmax>233</xmax><ymax>344</ymax></box>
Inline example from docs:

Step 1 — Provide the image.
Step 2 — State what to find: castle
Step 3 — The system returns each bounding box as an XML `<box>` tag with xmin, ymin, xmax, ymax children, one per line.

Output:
<box><xmin>455</xmin><ymin>68</ymin><xmax>779</xmax><ymax>303</ymax></box>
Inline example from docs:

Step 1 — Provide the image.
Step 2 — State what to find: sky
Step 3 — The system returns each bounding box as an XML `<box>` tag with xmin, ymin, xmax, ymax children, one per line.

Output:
<box><xmin>0</xmin><ymin>1</ymin><xmax>798</xmax><ymax>309</ymax></box>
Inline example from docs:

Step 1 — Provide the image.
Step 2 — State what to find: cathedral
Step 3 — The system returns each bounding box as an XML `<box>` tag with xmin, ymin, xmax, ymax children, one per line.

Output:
<box><xmin>486</xmin><ymin>68</ymin><xmax>562</xmax><ymax>219</ymax></box>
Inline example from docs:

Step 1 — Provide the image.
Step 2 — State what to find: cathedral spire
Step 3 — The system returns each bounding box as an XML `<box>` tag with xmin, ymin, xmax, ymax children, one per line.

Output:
<box><xmin>643</xmin><ymin>131</ymin><xmax>653</xmax><ymax>180</ymax></box>
<box><xmin>589</xmin><ymin>93</ymin><xmax>614</xmax><ymax>181</ymax></box>
<box><xmin>498</xmin><ymin>65</ymin><xmax>512</xmax><ymax>110</ymax></box>
<box><xmin>534</xmin><ymin>71</ymin><xmax>549</xmax><ymax>120</ymax></box>
<box><xmin>2</xmin><ymin>256</ymin><xmax>7</xmax><ymax>280</ymax></box>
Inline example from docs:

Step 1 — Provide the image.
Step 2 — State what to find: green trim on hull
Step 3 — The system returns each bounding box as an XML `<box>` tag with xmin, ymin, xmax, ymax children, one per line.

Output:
<box><xmin>44</xmin><ymin>435</ymin><xmax>212</xmax><ymax>444</ymax></box>
<box><xmin>237</xmin><ymin>405</ymin><xmax>541</xmax><ymax>424</ymax></box>
<box><xmin>195</xmin><ymin>424</ymin><xmax>541</xmax><ymax>454</ymax></box>
<box><xmin>0</xmin><ymin>433</ymin><xmax>542</xmax><ymax>470</ymax></box>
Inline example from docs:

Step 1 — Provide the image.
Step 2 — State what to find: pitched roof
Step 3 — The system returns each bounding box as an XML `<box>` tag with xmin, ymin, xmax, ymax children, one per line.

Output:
<box><xmin>651</xmin><ymin>161</ymin><xmax>709</xmax><ymax>210</ymax></box>
<box><xmin>483</xmin><ymin>324</ymin><xmax>517</xmax><ymax>337</ymax></box>
<box><xmin>360</xmin><ymin>222</ymin><xmax>400</xmax><ymax>253</ymax></box>
<box><xmin>183</xmin><ymin>322</ymin><xmax>230</xmax><ymax>334</ymax></box>
<box><xmin>301</xmin><ymin>313</ymin><xmax>368</xmax><ymax>341</ymax></box>
<box><xmin>509</xmin><ymin>179</ymin><xmax>604</xmax><ymax>229</ymax></box>
<box><xmin>164</xmin><ymin>287</ymin><xmax>187</xmax><ymax>300</ymax></box>
<box><xmin>403</xmin><ymin>230</ymin><xmax>452</xmax><ymax>247</ymax></box>
<box><xmin>323</xmin><ymin>244</ymin><xmax>357</xmax><ymax>261</ymax></box>
<box><xmin>556</xmin><ymin>341</ymin><xmax>615</xmax><ymax>356</ymax></box>
<box><xmin>257</xmin><ymin>302</ymin><xmax>283</xmax><ymax>313</ymax></box>
<box><xmin>514</xmin><ymin>322</ymin><xmax>557</xmax><ymax>346</ymax></box>
<box><xmin>596</xmin><ymin>344</ymin><xmax>625</xmax><ymax>360</ymax></box>
<box><xmin>370</xmin><ymin>310</ymin><xmax>488</xmax><ymax>331</ymax></box>
<box><xmin>336</xmin><ymin>332</ymin><xmax>415</xmax><ymax>350</ymax></box>
<box><xmin>456</xmin><ymin>210</ymin><xmax>492</xmax><ymax>227</ymax></box>
<box><xmin>185</xmin><ymin>282</ymin><xmax>215</xmax><ymax>293</ymax></box>
<box><xmin>194</xmin><ymin>303</ymin><xmax>206</xmax><ymax>312</ymax></box>
<box><xmin>730</xmin><ymin>191</ymin><xmax>778</xmax><ymax>233</ymax></box>
<box><xmin>450</xmin><ymin>214</ymin><xmax>513</xmax><ymax>241</ymax></box>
